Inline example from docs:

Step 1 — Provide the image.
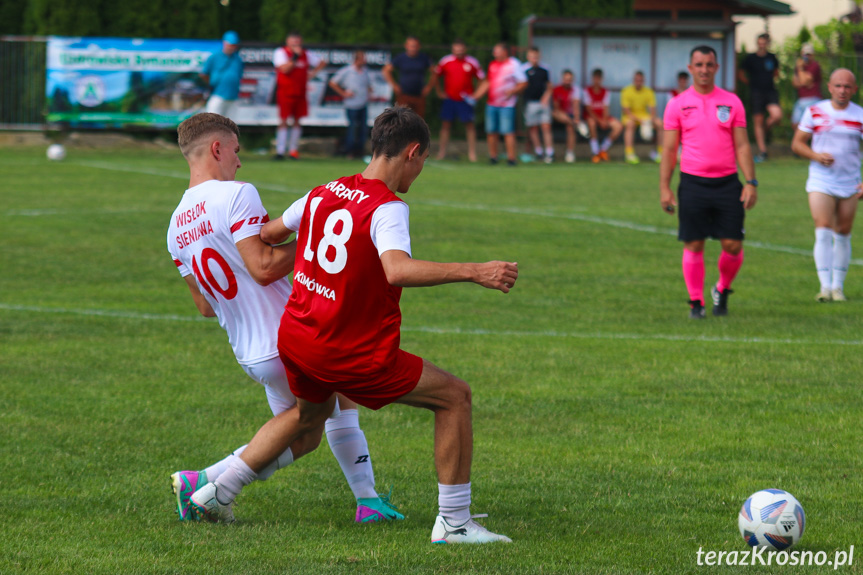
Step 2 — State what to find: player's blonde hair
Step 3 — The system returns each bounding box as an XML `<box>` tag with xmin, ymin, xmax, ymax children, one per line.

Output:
<box><xmin>177</xmin><ymin>113</ymin><xmax>239</xmax><ymax>158</ymax></box>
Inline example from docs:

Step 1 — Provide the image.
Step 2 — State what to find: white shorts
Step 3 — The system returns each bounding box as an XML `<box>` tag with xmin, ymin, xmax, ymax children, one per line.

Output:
<box><xmin>241</xmin><ymin>356</ymin><xmax>341</xmax><ymax>418</ymax></box>
<box><xmin>206</xmin><ymin>95</ymin><xmax>239</xmax><ymax>120</ymax></box>
<box><xmin>806</xmin><ymin>181</ymin><xmax>860</xmax><ymax>200</ymax></box>
<box><xmin>241</xmin><ymin>357</ymin><xmax>296</xmax><ymax>416</ymax></box>
<box><xmin>524</xmin><ymin>101</ymin><xmax>551</xmax><ymax>127</ymax></box>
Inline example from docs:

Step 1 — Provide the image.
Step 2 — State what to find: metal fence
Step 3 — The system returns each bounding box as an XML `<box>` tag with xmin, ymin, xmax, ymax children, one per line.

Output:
<box><xmin>0</xmin><ymin>36</ymin><xmax>47</xmax><ymax>130</ymax></box>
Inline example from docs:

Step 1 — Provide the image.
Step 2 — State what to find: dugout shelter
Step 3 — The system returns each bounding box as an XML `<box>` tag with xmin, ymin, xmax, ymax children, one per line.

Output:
<box><xmin>519</xmin><ymin>0</ymin><xmax>793</xmax><ymax>117</ymax></box>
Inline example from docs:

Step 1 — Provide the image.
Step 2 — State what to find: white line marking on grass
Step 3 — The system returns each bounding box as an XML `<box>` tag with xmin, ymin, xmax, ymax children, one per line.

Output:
<box><xmin>413</xmin><ymin>199</ymin><xmax>863</xmax><ymax>266</ymax></box>
<box><xmin>2</xmin><ymin>303</ymin><xmax>862</xmax><ymax>346</ymax></box>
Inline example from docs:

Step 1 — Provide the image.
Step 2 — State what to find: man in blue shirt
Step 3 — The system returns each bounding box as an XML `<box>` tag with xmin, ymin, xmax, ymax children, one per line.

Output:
<box><xmin>201</xmin><ymin>31</ymin><xmax>245</xmax><ymax>120</ymax></box>
<box><xmin>382</xmin><ymin>37</ymin><xmax>433</xmax><ymax>117</ymax></box>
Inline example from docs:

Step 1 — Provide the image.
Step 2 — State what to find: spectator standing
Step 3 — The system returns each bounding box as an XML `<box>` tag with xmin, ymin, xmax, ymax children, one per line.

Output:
<box><xmin>521</xmin><ymin>46</ymin><xmax>554</xmax><ymax>163</ymax></box>
<box><xmin>473</xmin><ymin>43</ymin><xmax>527</xmax><ymax>166</ymax></box>
<box><xmin>382</xmin><ymin>37</ymin><xmax>434</xmax><ymax>117</ymax></box>
<box><xmin>200</xmin><ymin>31</ymin><xmax>244</xmax><ymax>121</ymax></box>
<box><xmin>329</xmin><ymin>51</ymin><xmax>373</xmax><ymax>159</ymax></box>
<box><xmin>738</xmin><ymin>33</ymin><xmax>782</xmax><ymax>163</ymax></box>
<box><xmin>791</xmin><ymin>43</ymin><xmax>823</xmax><ymax>132</ymax></box>
<box><xmin>273</xmin><ymin>32</ymin><xmax>326</xmax><ymax>160</ymax></box>
<box><xmin>432</xmin><ymin>39</ymin><xmax>485</xmax><ymax>162</ymax></box>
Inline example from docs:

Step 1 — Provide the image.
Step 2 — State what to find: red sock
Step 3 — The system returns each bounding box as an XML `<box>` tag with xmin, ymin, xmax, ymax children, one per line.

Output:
<box><xmin>682</xmin><ymin>249</ymin><xmax>705</xmax><ymax>305</ymax></box>
<box><xmin>716</xmin><ymin>250</ymin><xmax>744</xmax><ymax>292</ymax></box>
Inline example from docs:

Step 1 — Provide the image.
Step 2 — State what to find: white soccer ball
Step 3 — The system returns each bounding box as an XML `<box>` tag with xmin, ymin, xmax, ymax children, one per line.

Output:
<box><xmin>47</xmin><ymin>144</ymin><xmax>66</xmax><ymax>161</ymax></box>
<box><xmin>639</xmin><ymin>121</ymin><xmax>654</xmax><ymax>142</ymax></box>
<box><xmin>738</xmin><ymin>489</ymin><xmax>805</xmax><ymax>550</ymax></box>
<box><xmin>576</xmin><ymin>120</ymin><xmax>589</xmax><ymax>138</ymax></box>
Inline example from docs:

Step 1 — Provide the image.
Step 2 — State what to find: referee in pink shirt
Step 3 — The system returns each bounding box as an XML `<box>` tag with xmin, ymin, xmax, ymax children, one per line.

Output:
<box><xmin>660</xmin><ymin>45</ymin><xmax>758</xmax><ymax>319</ymax></box>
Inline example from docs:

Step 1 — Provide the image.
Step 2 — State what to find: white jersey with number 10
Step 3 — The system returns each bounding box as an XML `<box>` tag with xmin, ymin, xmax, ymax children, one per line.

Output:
<box><xmin>167</xmin><ymin>180</ymin><xmax>292</xmax><ymax>366</ymax></box>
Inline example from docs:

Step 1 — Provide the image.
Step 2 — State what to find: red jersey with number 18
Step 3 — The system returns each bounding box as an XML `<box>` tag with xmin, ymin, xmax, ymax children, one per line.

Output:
<box><xmin>167</xmin><ymin>180</ymin><xmax>291</xmax><ymax>366</ymax></box>
<box><xmin>278</xmin><ymin>175</ymin><xmax>407</xmax><ymax>382</ymax></box>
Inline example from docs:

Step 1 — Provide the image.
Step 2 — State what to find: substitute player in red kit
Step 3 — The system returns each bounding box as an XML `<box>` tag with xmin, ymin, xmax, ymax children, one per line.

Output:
<box><xmin>273</xmin><ymin>32</ymin><xmax>325</xmax><ymax>160</ymax></box>
<box><xmin>168</xmin><ymin>113</ymin><xmax>401</xmax><ymax>525</ymax></box>
<box><xmin>190</xmin><ymin>106</ymin><xmax>518</xmax><ymax>544</ymax></box>
<box><xmin>660</xmin><ymin>46</ymin><xmax>758</xmax><ymax>319</ymax></box>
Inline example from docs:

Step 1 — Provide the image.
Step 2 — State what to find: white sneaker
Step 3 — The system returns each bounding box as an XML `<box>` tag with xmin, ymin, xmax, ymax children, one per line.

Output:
<box><xmin>190</xmin><ymin>482</ymin><xmax>235</xmax><ymax>523</ymax></box>
<box><xmin>831</xmin><ymin>288</ymin><xmax>847</xmax><ymax>302</ymax></box>
<box><xmin>815</xmin><ymin>289</ymin><xmax>832</xmax><ymax>302</ymax></box>
<box><xmin>544</xmin><ymin>154</ymin><xmax>553</xmax><ymax>164</ymax></box>
<box><xmin>430</xmin><ymin>514</ymin><xmax>512</xmax><ymax>544</ymax></box>
<box><xmin>565</xmin><ymin>150</ymin><xmax>575</xmax><ymax>163</ymax></box>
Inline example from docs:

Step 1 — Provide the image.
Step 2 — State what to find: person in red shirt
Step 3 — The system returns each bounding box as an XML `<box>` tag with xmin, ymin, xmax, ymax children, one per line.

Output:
<box><xmin>583</xmin><ymin>68</ymin><xmax>622</xmax><ymax>163</ymax></box>
<box><xmin>551</xmin><ymin>69</ymin><xmax>581</xmax><ymax>163</ymax></box>
<box><xmin>791</xmin><ymin>43</ymin><xmax>824</xmax><ymax>132</ymax></box>
<box><xmin>272</xmin><ymin>31</ymin><xmax>325</xmax><ymax>160</ymax></box>
<box><xmin>191</xmin><ymin>107</ymin><xmax>518</xmax><ymax>545</ymax></box>
<box><xmin>431</xmin><ymin>39</ymin><xmax>485</xmax><ymax>162</ymax></box>
<box><xmin>670</xmin><ymin>71</ymin><xmax>689</xmax><ymax>98</ymax></box>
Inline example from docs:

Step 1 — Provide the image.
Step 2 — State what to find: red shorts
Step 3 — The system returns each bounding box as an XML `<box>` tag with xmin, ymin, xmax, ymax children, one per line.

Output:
<box><xmin>277</xmin><ymin>92</ymin><xmax>308</xmax><ymax>121</ymax></box>
<box><xmin>280</xmin><ymin>349</ymin><xmax>424</xmax><ymax>410</ymax></box>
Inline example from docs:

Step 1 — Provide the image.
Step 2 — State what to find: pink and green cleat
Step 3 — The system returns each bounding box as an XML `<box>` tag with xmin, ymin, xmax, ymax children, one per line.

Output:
<box><xmin>355</xmin><ymin>490</ymin><xmax>405</xmax><ymax>523</ymax></box>
<box><xmin>170</xmin><ymin>470</ymin><xmax>207</xmax><ymax>521</ymax></box>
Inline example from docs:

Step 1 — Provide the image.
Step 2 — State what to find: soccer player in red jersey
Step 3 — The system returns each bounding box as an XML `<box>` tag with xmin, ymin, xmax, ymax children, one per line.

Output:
<box><xmin>273</xmin><ymin>32</ymin><xmax>325</xmax><ymax>160</ymax></box>
<box><xmin>660</xmin><ymin>46</ymin><xmax>758</xmax><ymax>319</ymax></box>
<box><xmin>583</xmin><ymin>68</ymin><xmax>622</xmax><ymax>163</ymax></box>
<box><xmin>551</xmin><ymin>69</ymin><xmax>581</xmax><ymax>163</ymax></box>
<box><xmin>191</xmin><ymin>107</ymin><xmax>518</xmax><ymax>544</ymax></box>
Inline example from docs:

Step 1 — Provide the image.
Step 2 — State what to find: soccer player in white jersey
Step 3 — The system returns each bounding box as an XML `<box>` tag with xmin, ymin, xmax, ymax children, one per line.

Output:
<box><xmin>166</xmin><ymin>113</ymin><xmax>402</xmax><ymax>524</ymax></box>
<box><xmin>792</xmin><ymin>69</ymin><xmax>863</xmax><ymax>302</ymax></box>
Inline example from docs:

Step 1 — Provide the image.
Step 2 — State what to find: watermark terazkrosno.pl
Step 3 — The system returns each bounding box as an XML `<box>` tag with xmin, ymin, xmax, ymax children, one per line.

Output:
<box><xmin>696</xmin><ymin>546</ymin><xmax>854</xmax><ymax>569</ymax></box>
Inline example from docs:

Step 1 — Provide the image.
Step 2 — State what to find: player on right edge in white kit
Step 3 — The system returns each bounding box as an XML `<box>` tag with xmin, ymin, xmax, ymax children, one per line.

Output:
<box><xmin>792</xmin><ymin>69</ymin><xmax>863</xmax><ymax>302</ymax></box>
<box><xmin>167</xmin><ymin>113</ymin><xmax>402</xmax><ymax>524</ymax></box>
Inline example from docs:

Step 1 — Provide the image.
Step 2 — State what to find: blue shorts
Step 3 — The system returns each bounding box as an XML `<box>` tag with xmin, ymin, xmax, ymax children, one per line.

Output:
<box><xmin>486</xmin><ymin>105</ymin><xmax>516</xmax><ymax>134</ymax></box>
<box><xmin>440</xmin><ymin>99</ymin><xmax>474</xmax><ymax>123</ymax></box>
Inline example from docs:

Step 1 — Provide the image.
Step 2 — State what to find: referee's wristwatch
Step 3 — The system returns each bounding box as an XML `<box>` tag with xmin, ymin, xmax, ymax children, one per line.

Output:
<box><xmin>745</xmin><ymin>179</ymin><xmax>758</xmax><ymax>187</ymax></box>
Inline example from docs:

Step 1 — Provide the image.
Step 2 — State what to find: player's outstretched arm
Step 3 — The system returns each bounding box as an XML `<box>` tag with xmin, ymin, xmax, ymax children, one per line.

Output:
<box><xmin>380</xmin><ymin>249</ymin><xmax>518</xmax><ymax>293</ymax></box>
<box><xmin>183</xmin><ymin>274</ymin><xmax>216</xmax><ymax>317</ymax></box>
<box><xmin>261</xmin><ymin>216</ymin><xmax>293</xmax><ymax>245</ymax></box>
<box><xmin>236</xmin><ymin>236</ymin><xmax>297</xmax><ymax>286</ymax></box>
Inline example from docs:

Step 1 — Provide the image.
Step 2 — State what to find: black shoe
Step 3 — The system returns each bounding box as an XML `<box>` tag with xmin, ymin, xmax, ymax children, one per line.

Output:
<box><xmin>272</xmin><ymin>154</ymin><xmax>285</xmax><ymax>161</ymax></box>
<box><xmin>689</xmin><ymin>299</ymin><xmax>706</xmax><ymax>319</ymax></box>
<box><xmin>711</xmin><ymin>285</ymin><xmax>733</xmax><ymax>316</ymax></box>
<box><xmin>489</xmin><ymin>157</ymin><xmax>499</xmax><ymax>165</ymax></box>
<box><xmin>507</xmin><ymin>159</ymin><xmax>517</xmax><ymax>166</ymax></box>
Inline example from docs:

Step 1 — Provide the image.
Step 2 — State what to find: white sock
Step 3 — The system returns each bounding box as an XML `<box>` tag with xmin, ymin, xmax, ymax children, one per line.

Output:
<box><xmin>590</xmin><ymin>138</ymin><xmax>599</xmax><ymax>155</ymax></box>
<box><xmin>601</xmin><ymin>137</ymin><xmax>612</xmax><ymax>151</ymax></box>
<box><xmin>203</xmin><ymin>444</ymin><xmax>247</xmax><ymax>482</ymax></box>
<box><xmin>325</xmin><ymin>409</ymin><xmax>377</xmax><ymax>499</ymax></box>
<box><xmin>814</xmin><ymin>227</ymin><xmax>833</xmax><ymax>289</ymax></box>
<box><xmin>256</xmin><ymin>447</ymin><xmax>294</xmax><ymax>481</ymax></box>
<box><xmin>276</xmin><ymin>127</ymin><xmax>288</xmax><ymax>155</ymax></box>
<box><xmin>214</xmin><ymin>457</ymin><xmax>257</xmax><ymax>505</ymax></box>
<box><xmin>534</xmin><ymin>146</ymin><xmax>542</xmax><ymax>155</ymax></box>
<box><xmin>545</xmin><ymin>146</ymin><xmax>554</xmax><ymax>157</ymax></box>
<box><xmin>289</xmin><ymin>126</ymin><xmax>302</xmax><ymax>153</ymax></box>
<box><xmin>832</xmin><ymin>231</ymin><xmax>851</xmax><ymax>290</ymax></box>
<box><xmin>438</xmin><ymin>482</ymin><xmax>471</xmax><ymax>524</ymax></box>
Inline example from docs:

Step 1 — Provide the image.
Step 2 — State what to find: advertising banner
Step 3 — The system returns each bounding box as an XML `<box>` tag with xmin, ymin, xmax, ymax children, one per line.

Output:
<box><xmin>46</xmin><ymin>36</ymin><xmax>393</xmax><ymax>128</ymax></box>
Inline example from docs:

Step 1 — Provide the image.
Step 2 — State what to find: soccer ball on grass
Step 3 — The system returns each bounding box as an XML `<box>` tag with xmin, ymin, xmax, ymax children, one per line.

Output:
<box><xmin>47</xmin><ymin>144</ymin><xmax>66</xmax><ymax>161</ymax></box>
<box><xmin>738</xmin><ymin>489</ymin><xmax>805</xmax><ymax>551</ymax></box>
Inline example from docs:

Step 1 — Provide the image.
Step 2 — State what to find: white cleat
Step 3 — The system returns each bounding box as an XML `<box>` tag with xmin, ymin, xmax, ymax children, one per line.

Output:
<box><xmin>831</xmin><ymin>288</ymin><xmax>847</xmax><ymax>302</ymax></box>
<box><xmin>430</xmin><ymin>514</ymin><xmax>512</xmax><ymax>544</ymax></box>
<box><xmin>190</xmin><ymin>482</ymin><xmax>235</xmax><ymax>524</ymax></box>
<box><xmin>815</xmin><ymin>289</ymin><xmax>832</xmax><ymax>302</ymax></box>
<box><xmin>565</xmin><ymin>150</ymin><xmax>575</xmax><ymax>163</ymax></box>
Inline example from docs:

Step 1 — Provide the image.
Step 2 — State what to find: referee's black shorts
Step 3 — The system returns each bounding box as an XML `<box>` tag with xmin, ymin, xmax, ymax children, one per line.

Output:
<box><xmin>677</xmin><ymin>172</ymin><xmax>745</xmax><ymax>242</ymax></box>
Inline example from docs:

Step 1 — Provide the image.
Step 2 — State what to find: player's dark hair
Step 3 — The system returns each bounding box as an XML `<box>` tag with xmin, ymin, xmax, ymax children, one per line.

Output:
<box><xmin>177</xmin><ymin>113</ymin><xmax>239</xmax><ymax>158</ymax></box>
<box><xmin>287</xmin><ymin>30</ymin><xmax>301</xmax><ymax>38</ymax></box>
<box><xmin>562</xmin><ymin>68</ymin><xmax>573</xmax><ymax>76</ymax></box>
<box><xmin>758</xmin><ymin>33</ymin><xmax>770</xmax><ymax>41</ymax></box>
<box><xmin>452</xmin><ymin>38</ymin><xmax>465</xmax><ymax>46</ymax></box>
<box><xmin>689</xmin><ymin>45</ymin><xmax>717</xmax><ymax>62</ymax></box>
<box><xmin>528</xmin><ymin>45</ymin><xmax>540</xmax><ymax>53</ymax></box>
<box><xmin>370</xmin><ymin>106</ymin><xmax>430</xmax><ymax>159</ymax></box>
<box><xmin>634</xmin><ymin>70</ymin><xmax>644</xmax><ymax>77</ymax></box>
<box><xmin>592</xmin><ymin>68</ymin><xmax>603</xmax><ymax>78</ymax></box>
<box><xmin>678</xmin><ymin>71</ymin><xmax>690</xmax><ymax>79</ymax></box>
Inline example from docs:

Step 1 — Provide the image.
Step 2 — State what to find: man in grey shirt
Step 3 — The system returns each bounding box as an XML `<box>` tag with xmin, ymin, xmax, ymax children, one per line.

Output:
<box><xmin>329</xmin><ymin>51</ymin><xmax>373</xmax><ymax>159</ymax></box>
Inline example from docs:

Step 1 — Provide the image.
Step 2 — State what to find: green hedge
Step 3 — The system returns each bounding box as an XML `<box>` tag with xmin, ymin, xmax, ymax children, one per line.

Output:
<box><xmin>1</xmin><ymin>0</ymin><xmax>631</xmax><ymax>45</ymax></box>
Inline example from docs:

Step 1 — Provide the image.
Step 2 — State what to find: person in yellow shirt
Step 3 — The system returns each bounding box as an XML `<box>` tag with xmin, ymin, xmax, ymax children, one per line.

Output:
<box><xmin>621</xmin><ymin>70</ymin><xmax>663</xmax><ymax>164</ymax></box>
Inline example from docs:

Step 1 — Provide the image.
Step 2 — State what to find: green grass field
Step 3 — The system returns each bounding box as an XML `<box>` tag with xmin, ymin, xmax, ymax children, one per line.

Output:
<box><xmin>2</xmin><ymin>145</ymin><xmax>862</xmax><ymax>574</ymax></box>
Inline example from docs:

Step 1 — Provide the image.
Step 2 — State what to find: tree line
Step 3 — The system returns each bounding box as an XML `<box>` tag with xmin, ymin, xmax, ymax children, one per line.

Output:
<box><xmin>1</xmin><ymin>0</ymin><xmax>630</xmax><ymax>47</ymax></box>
